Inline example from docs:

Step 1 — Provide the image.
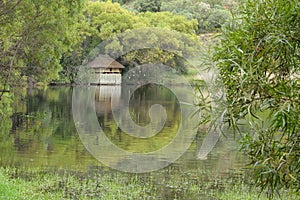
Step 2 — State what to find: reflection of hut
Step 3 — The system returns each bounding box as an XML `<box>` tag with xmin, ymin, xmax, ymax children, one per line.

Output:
<box><xmin>88</xmin><ymin>55</ymin><xmax>125</xmax><ymax>85</ymax></box>
<box><xmin>95</xmin><ymin>86</ymin><xmax>121</xmax><ymax>115</ymax></box>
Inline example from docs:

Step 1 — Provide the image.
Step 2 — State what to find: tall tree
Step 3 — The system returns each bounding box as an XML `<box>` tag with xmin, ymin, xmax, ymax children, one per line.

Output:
<box><xmin>0</xmin><ymin>0</ymin><xmax>85</xmax><ymax>98</ymax></box>
<box><xmin>213</xmin><ymin>0</ymin><xmax>300</xmax><ymax>197</ymax></box>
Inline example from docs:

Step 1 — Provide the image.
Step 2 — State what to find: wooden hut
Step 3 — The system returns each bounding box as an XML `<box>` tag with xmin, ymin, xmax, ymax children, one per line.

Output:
<box><xmin>88</xmin><ymin>55</ymin><xmax>124</xmax><ymax>85</ymax></box>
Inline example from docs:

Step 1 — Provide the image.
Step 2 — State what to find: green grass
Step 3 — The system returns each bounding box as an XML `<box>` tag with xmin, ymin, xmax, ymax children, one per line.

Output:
<box><xmin>0</xmin><ymin>173</ymin><xmax>20</xmax><ymax>200</ymax></box>
<box><xmin>0</xmin><ymin>169</ymin><xmax>63</xmax><ymax>200</ymax></box>
<box><xmin>0</xmin><ymin>167</ymin><xmax>298</xmax><ymax>200</ymax></box>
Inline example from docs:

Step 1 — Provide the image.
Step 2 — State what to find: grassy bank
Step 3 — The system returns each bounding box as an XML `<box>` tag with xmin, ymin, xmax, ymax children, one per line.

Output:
<box><xmin>0</xmin><ymin>167</ymin><xmax>299</xmax><ymax>200</ymax></box>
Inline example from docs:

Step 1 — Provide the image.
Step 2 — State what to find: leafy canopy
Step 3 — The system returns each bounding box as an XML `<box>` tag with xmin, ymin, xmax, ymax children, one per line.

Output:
<box><xmin>214</xmin><ymin>0</ymin><xmax>300</xmax><ymax>196</ymax></box>
<box><xmin>160</xmin><ymin>0</ymin><xmax>232</xmax><ymax>33</ymax></box>
<box><xmin>0</xmin><ymin>0</ymin><xmax>85</xmax><ymax>89</ymax></box>
<box><xmin>60</xmin><ymin>1</ymin><xmax>199</xmax><ymax>83</ymax></box>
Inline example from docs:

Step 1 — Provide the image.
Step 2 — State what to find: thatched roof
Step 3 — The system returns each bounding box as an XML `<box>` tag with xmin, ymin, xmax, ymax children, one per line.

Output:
<box><xmin>87</xmin><ymin>55</ymin><xmax>125</xmax><ymax>69</ymax></box>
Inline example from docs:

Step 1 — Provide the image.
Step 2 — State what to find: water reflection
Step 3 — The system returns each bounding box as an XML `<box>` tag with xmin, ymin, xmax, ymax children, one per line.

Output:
<box><xmin>96</xmin><ymin>84</ymin><xmax>181</xmax><ymax>154</ymax></box>
<box><xmin>95</xmin><ymin>85</ymin><xmax>121</xmax><ymax>115</ymax></box>
<box><xmin>0</xmin><ymin>86</ymin><xmax>246</xmax><ymax>174</ymax></box>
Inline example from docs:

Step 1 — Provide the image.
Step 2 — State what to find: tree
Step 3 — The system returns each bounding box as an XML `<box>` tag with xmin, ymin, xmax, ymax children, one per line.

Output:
<box><xmin>60</xmin><ymin>1</ymin><xmax>199</xmax><ymax>82</ymax></box>
<box><xmin>0</xmin><ymin>0</ymin><xmax>85</xmax><ymax>95</ymax></box>
<box><xmin>213</xmin><ymin>0</ymin><xmax>300</xmax><ymax>197</ymax></box>
<box><xmin>59</xmin><ymin>1</ymin><xmax>135</xmax><ymax>83</ymax></box>
<box><xmin>206</xmin><ymin>8</ymin><xmax>231</xmax><ymax>30</ymax></box>
<box><xmin>160</xmin><ymin>0</ymin><xmax>231</xmax><ymax>33</ymax></box>
<box><xmin>134</xmin><ymin>0</ymin><xmax>162</xmax><ymax>13</ymax></box>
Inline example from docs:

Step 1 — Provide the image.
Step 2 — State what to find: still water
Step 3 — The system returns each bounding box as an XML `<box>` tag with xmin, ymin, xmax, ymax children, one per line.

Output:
<box><xmin>0</xmin><ymin>85</ymin><xmax>247</xmax><ymax>199</ymax></box>
<box><xmin>0</xmin><ymin>86</ymin><xmax>246</xmax><ymax>174</ymax></box>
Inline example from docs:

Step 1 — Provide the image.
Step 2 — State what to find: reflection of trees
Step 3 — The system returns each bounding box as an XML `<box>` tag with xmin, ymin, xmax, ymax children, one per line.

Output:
<box><xmin>129</xmin><ymin>85</ymin><xmax>180</xmax><ymax>125</ymax></box>
<box><xmin>0</xmin><ymin>86</ymin><xmax>246</xmax><ymax>174</ymax></box>
<box><xmin>0</xmin><ymin>87</ymin><xmax>98</xmax><ymax>169</ymax></box>
<box><xmin>97</xmin><ymin>85</ymin><xmax>181</xmax><ymax>153</ymax></box>
<box><xmin>0</xmin><ymin>114</ymin><xmax>14</xmax><ymax>166</ymax></box>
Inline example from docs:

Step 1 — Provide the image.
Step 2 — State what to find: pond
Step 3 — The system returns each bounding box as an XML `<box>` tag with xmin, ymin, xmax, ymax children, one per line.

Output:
<box><xmin>0</xmin><ymin>85</ymin><xmax>248</xmax><ymax>198</ymax></box>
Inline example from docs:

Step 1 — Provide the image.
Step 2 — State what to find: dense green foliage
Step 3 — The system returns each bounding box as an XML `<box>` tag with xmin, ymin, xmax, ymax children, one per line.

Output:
<box><xmin>0</xmin><ymin>0</ymin><xmax>199</xmax><ymax>87</ymax></box>
<box><xmin>0</xmin><ymin>0</ymin><xmax>85</xmax><ymax>89</ymax></box>
<box><xmin>161</xmin><ymin>0</ymin><xmax>232</xmax><ymax>33</ymax></box>
<box><xmin>108</xmin><ymin>0</ymin><xmax>236</xmax><ymax>33</ymax></box>
<box><xmin>214</xmin><ymin>0</ymin><xmax>300</xmax><ymax>197</ymax></box>
<box><xmin>134</xmin><ymin>0</ymin><xmax>161</xmax><ymax>12</ymax></box>
<box><xmin>60</xmin><ymin>1</ymin><xmax>198</xmax><ymax>83</ymax></box>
